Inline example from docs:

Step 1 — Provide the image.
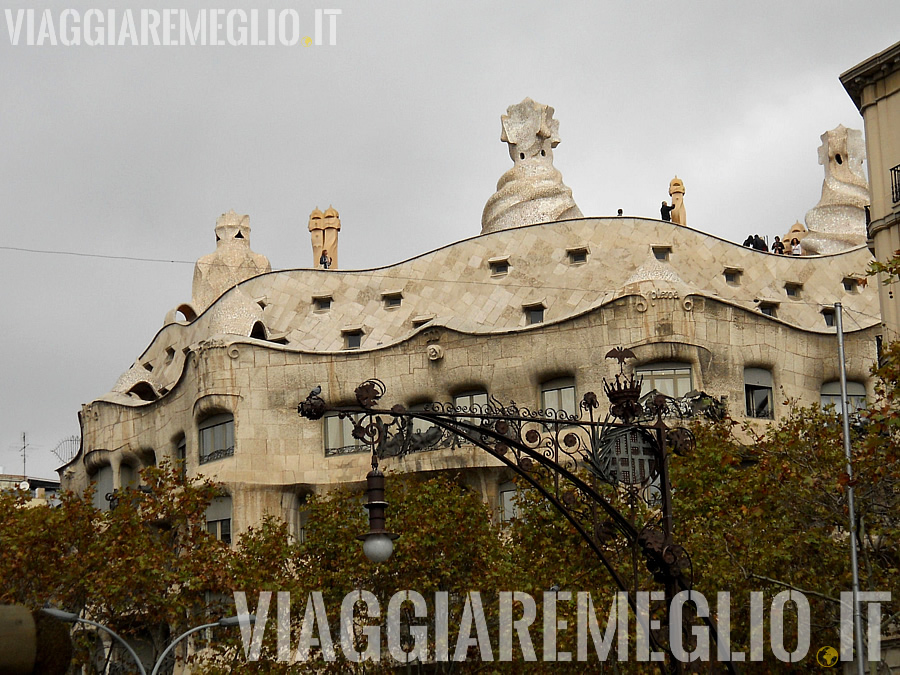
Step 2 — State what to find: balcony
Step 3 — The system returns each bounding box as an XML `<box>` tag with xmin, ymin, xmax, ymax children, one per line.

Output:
<box><xmin>892</xmin><ymin>164</ymin><xmax>900</xmax><ymax>204</ymax></box>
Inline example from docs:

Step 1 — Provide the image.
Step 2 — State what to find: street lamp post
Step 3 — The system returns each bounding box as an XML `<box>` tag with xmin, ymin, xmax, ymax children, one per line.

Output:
<box><xmin>42</xmin><ymin>609</ymin><xmax>254</xmax><ymax>675</ymax></box>
<box><xmin>357</xmin><ymin>460</ymin><xmax>399</xmax><ymax>563</ymax></box>
<box><xmin>299</xmin><ymin>349</ymin><xmax>734</xmax><ymax>674</ymax></box>
<box><xmin>150</xmin><ymin>614</ymin><xmax>256</xmax><ymax>675</ymax></box>
<box><xmin>41</xmin><ymin>608</ymin><xmax>148</xmax><ymax>675</ymax></box>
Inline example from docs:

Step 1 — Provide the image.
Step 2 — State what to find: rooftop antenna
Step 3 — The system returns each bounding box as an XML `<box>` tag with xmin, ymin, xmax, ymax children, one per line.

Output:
<box><xmin>20</xmin><ymin>432</ymin><xmax>29</xmax><ymax>477</ymax></box>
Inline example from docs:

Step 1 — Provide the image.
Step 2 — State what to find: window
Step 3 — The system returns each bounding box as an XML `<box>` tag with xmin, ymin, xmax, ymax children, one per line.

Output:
<box><xmin>409</xmin><ymin>402</ymin><xmax>437</xmax><ymax>436</ymax></box>
<box><xmin>176</xmin><ymin>436</ymin><xmax>186</xmax><ymax>482</ymax></box>
<box><xmin>842</xmin><ymin>278</ymin><xmax>859</xmax><ymax>293</ymax></box>
<box><xmin>744</xmin><ymin>368</ymin><xmax>774</xmax><ymax>419</ymax></box>
<box><xmin>297</xmin><ymin>508</ymin><xmax>308</xmax><ymax>544</ymax></box>
<box><xmin>652</xmin><ymin>246</ymin><xmax>671</xmax><ymax>262</ymax></box>
<box><xmin>822</xmin><ymin>309</ymin><xmax>836</xmax><ymax>327</ymax></box>
<box><xmin>206</xmin><ymin>496</ymin><xmax>232</xmax><ymax>545</ymax></box>
<box><xmin>453</xmin><ymin>391</ymin><xmax>488</xmax><ymax>426</ymax></box>
<box><xmin>821</xmin><ymin>382</ymin><xmax>867</xmax><ymax>412</ymax></box>
<box><xmin>120</xmin><ymin>464</ymin><xmax>139</xmax><ymax>490</ymax></box>
<box><xmin>199</xmin><ymin>414</ymin><xmax>235</xmax><ymax>465</ymax></box>
<box><xmin>567</xmin><ymin>247</ymin><xmax>589</xmax><ymax>265</ymax></box>
<box><xmin>635</xmin><ymin>363</ymin><xmax>693</xmax><ymax>399</ymax></box>
<box><xmin>489</xmin><ymin>257</ymin><xmax>509</xmax><ymax>276</ymax></box>
<box><xmin>411</xmin><ymin>315</ymin><xmax>434</xmax><ymax>328</ymax></box>
<box><xmin>382</xmin><ymin>292</ymin><xmax>403</xmax><ymax>309</ymax></box>
<box><xmin>524</xmin><ymin>304</ymin><xmax>545</xmax><ymax>325</ymax></box>
<box><xmin>313</xmin><ymin>295</ymin><xmax>332</xmax><ymax>312</ymax></box>
<box><xmin>342</xmin><ymin>328</ymin><xmax>364</xmax><ymax>349</ymax></box>
<box><xmin>724</xmin><ymin>268</ymin><xmax>743</xmax><ymax>286</ymax></box>
<box><xmin>785</xmin><ymin>283</ymin><xmax>802</xmax><ymax>299</ymax></box>
<box><xmin>324</xmin><ymin>412</ymin><xmax>364</xmax><ymax>456</ymax></box>
<box><xmin>91</xmin><ymin>465</ymin><xmax>114</xmax><ymax>511</ymax></box>
<box><xmin>759</xmin><ymin>302</ymin><xmax>778</xmax><ymax>317</ymax></box>
<box><xmin>541</xmin><ymin>377</ymin><xmax>577</xmax><ymax>416</ymax></box>
<box><xmin>498</xmin><ymin>481</ymin><xmax>518</xmax><ymax>523</ymax></box>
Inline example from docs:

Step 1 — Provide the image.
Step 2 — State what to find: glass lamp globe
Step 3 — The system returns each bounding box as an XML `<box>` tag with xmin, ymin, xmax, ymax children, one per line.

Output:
<box><xmin>362</xmin><ymin>533</ymin><xmax>394</xmax><ymax>563</ymax></box>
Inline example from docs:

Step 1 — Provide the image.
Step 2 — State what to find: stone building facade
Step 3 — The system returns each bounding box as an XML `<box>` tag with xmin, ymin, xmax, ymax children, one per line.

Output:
<box><xmin>58</xmin><ymin>96</ymin><xmax>882</xmax><ymax>542</ymax></box>
<box><xmin>59</xmin><ymin>210</ymin><xmax>879</xmax><ymax>539</ymax></box>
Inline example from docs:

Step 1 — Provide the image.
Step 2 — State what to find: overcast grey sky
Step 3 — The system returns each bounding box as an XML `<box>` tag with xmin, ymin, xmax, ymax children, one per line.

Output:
<box><xmin>1</xmin><ymin>1</ymin><xmax>898</xmax><ymax>478</ymax></box>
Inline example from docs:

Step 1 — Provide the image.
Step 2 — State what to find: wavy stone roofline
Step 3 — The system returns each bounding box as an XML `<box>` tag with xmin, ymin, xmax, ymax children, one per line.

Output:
<box><xmin>101</xmin><ymin>216</ymin><xmax>877</xmax><ymax>409</ymax></box>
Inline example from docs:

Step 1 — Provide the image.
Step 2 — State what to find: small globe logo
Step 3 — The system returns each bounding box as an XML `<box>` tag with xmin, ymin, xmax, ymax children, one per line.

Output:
<box><xmin>302</xmin><ymin>36</ymin><xmax>312</xmax><ymax>47</ymax></box>
<box><xmin>817</xmin><ymin>645</ymin><xmax>839</xmax><ymax>667</ymax></box>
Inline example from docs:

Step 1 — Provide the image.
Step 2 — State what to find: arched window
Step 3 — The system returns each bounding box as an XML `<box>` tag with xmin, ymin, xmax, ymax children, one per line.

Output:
<box><xmin>206</xmin><ymin>495</ymin><xmax>232</xmax><ymax>544</ymax></box>
<box><xmin>199</xmin><ymin>414</ymin><xmax>235</xmax><ymax>464</ymax></box>
<box><xmin>126</xmin><ymin>381</ymin><xmax>158</xmax><ymax>402</ymax></box>
<box><xmin>821</xmin><ymin>382</ymin><xmax>867</xmax><ymax>412</ymax></box>
<box><xmin>635</xmin><ymin>362</ymin><xmax>693</xmax><ymax>398</ymax></box>
<box><xmin>744</xmin><ymin>368</ymin><xmax>774</xmax><ymax>419</ymax></box>
<box><xmin>541</xmin><ymin>377</ymin><xmax>576</xmax><ymax>416</ymax></box>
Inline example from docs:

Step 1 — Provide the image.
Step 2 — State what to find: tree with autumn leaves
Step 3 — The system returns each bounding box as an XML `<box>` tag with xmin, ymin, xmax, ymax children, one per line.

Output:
<box><xmin>2</xmin><ymin>351</ymin><xmax>900</xmax><ymax>672</ymax></box>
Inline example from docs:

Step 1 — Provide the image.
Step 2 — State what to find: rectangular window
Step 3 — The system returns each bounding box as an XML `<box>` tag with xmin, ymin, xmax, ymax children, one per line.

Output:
<box><xmin>724</xmin><ymin>268</ymin><xmax>743</xmax><ymax>286</ymax></box>
<box><xmin>489</xmin><ymin>257</ymin><xmax>510</xmax><ymax>276</ymax></box>
<box><xmin>652</xmin><ymin>246</ymin><xmax>671</xmax><ymax>262</ymax></box>
<box><xmin>454</xmin><ymin>391</ymin><xmax>488</xmax><ymax>426</ymax></box>
<box><xmin>822</xmin><ymin>310</ymin><xmax>836</xmax><ymax>327</ymax></box>
<box><xmin>821</xmin><ymin>382</ymin><xmax>867</xmax><ymax>413</ymax></box>
<box><xmin>199</xmin><ymin>414</ymin><xmax>234</xmax><ymax>465</ymax></box>
<box><xmin>745</xmin><ymin>385</ymin><xmax>773</xmax><ymax>418</ymax></box>
<box><xmin>499</xmin><ymin>481</ymin><xmax>518</xmax><ymax>523</ymax></box>
<box><xmin>297</xmin><ymin>509</ymin><xmax>308</xmax><ymax>544</ymax></box>
<box><xmin>176</xmin><ymin>437</ymin><xmax>187</xmax><ymax>482</ymax></box>
<box><xmin>313</xmin><ymin>296</ymin><xmax>332</xmax><ymax>311</ymax></box>
<box><xmin>343</xmin><ymin>329</ymin><xmax>363</xmax><ymax>349</ymax></box>
<box><xmin>842</xmin><ymin>278</ymin><xmax>859</xmax><ymax>293</ymax></box>
<box><xmin>636</xmin><ymin>364</ymin><xmax>693</xmax><ymax>399</ymax></box>
<box><xmin>744</xmin><ymin>368</ymin><xmax>774</xmax><ymax>419</ymax></box>
<box><xmin>759</xmin><ymin>303</ymin><xmax>778</xmax><ymax>317</ymax></box>
<box><xmin>382</xmin><ymin>293</ymin><xmax>403</xmax><ymax>309</ymax></box>
<box><xmin>409</xmin><ymin>402</ymin><xmax>437</xmax><ymax>436</ymax></box>
<box><xmin>207</xmin><ymin>519</ymin><xmax>232</xmax><ymax>545</ymax></box>
<box><xmin>524</xmin><ymin>304</ymin><xmax>545</xmax><ymax>325</ymax></box>
<box><xmin>206</xmin><ymin>496</ymin><xmax>232</xmax><ymax>544</ymax></box>
<box><xmin>324</xmin><ymin>413</ymin><xmax>364</xmax><ymax>456</ymax></box>
<box><xmin>567</xmin><ymin>247</ymin><xmax>589</xmax><ymax>265</ymax></box>
<box><xmin>541</xmin><ymin>378</ymin><xmax>577</xmax><ymax>416</ymax></box>
<box><xmin>785</xmin><ymin>283</ymin><xmax>802</xmax><ymax>298</ymax></box>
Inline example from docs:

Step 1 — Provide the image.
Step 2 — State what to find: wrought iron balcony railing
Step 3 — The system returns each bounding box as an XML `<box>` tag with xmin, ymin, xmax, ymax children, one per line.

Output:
<box><xmin>892</xmin><ymin>163</ymin><xmax>900</xmax><ymax>204</ymax></box>
<box><xmin>199</xmin><ymin>446</ymin><xmax>234</xmax><ymax>465</ymax></box>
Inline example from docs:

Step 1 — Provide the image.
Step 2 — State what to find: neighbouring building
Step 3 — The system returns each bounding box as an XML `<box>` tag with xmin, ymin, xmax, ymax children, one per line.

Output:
<box><xmin>59</xmin><ymin>98</ymin><xmax>880</xmax><ymax>544</ymax></box>
<box><xmin>841</xmin><ymin>39</ymin><xmax>900</xmax><ymax>345</ymax></box>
